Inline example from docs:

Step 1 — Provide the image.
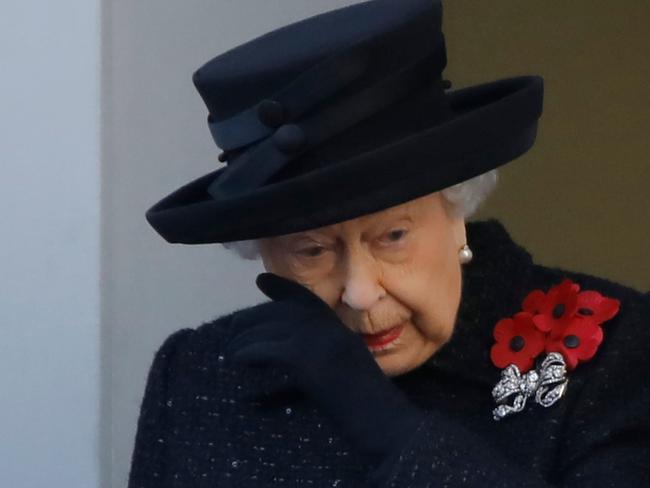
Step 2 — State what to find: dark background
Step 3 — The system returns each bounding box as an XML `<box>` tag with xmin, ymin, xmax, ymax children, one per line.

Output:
<box><xmin>444</xmin><ymin>1</ymin><xmax>649</xmax><ymax>291</ymax></box>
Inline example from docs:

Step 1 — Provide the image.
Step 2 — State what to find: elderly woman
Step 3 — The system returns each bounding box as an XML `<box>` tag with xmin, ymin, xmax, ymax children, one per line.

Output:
<box><xmin>128</xmin><ymin>0</ymin><xmax>650</xmax><ymax>486</ymax></box>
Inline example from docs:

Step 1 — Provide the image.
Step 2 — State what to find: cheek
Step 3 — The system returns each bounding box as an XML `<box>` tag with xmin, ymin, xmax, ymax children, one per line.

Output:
<box><xmin>306</xmin><ymin>279</ymin><xmax>341</xmax><ymax>307</ymax></box>
<box><xmin>264</xmin><ymin>246</ymin><xmax>321</xmax><ymax>280</ymax></box>
<box><xmin>268</xmin><ymin>262</ymin><xmax>341</xmax><ymax>306</ymax></box>
<box><xmin>385</xmin><ymin>237</ymin><xmax>461</xmax><ymax>335</ymax></box>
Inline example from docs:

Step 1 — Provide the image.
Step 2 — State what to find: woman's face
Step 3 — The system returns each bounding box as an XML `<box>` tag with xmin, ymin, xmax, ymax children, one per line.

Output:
<box><xmin>258</xmin><ymin>192</ymin><xmax>467</xmax><ymax>377</ymax></box>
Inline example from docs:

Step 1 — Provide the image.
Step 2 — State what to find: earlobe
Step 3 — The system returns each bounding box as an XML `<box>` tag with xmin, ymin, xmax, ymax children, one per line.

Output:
<box><xmin>439</xmin><ymin>192</ymin><xmax>467</xmax><ymax>247</ymax></box>
<box><xmin>452</xmin><ymin>217</ymin><xmax>467</xmax><ymax>248</ymax></box>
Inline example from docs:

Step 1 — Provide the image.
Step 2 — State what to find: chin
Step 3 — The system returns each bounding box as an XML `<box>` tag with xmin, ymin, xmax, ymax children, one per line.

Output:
<box><xmin>373</xmin><ymin>346</ymin><xmax>422</xmax><ymax>377</ymax></box>
<box><xmin>376</xmin><ymin>357</ymin><xmax>413</xmax><ymax>378</ymax></box>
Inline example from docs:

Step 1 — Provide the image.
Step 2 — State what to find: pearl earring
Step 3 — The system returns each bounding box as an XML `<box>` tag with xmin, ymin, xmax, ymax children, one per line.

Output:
<box><xmin>459</xmin><ymin>243</ymin><xmax>473</xmax><ymax>264</ymax></box>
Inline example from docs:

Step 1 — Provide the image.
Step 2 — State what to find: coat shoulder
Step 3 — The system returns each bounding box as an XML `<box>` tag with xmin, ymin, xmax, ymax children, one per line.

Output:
<box><xmin>141</xmin><ymin>303</ymin><xmax>273</xmax><ymax>405</ymax></box>
<box><xmin>157</xmin><ymin>303</ymin><xmax>268</xmax><ymax>358</ymax></box>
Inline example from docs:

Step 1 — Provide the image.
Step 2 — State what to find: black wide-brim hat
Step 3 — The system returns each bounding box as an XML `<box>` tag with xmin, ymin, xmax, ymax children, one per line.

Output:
<box><xmin>146</xmin><ymin>0</ymin><xmax>544</xmax><ymax>244</ymax></box>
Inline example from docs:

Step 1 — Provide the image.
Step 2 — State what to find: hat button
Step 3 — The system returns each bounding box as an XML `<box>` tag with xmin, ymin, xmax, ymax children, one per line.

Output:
<box><xmin>257</xmin><ymin>99</ymin><xmax>286</xmax><ymax>128</ymax></box>
<box><xmin>273</xmin><ymin>124</ymin><xmax>305</xmax><ymax>155</ymax></box>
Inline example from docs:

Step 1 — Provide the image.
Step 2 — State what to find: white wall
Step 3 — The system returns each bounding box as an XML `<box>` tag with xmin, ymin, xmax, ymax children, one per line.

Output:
<box><xmin>103</xmin><ymin>1</ymin><xmax>361</xmax><ymax>487</ymax></box>
<box><xmin>0</xmin><ymin>1</ymin><xmax>101</xmax><ymax>487</ymax></box>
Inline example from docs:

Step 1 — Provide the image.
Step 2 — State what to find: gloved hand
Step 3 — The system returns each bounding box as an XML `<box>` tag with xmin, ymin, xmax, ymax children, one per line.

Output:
<box><xmin>226</xmin><ymin>272</ymin><xmax>427</xmax><ymax>469</ymax></box>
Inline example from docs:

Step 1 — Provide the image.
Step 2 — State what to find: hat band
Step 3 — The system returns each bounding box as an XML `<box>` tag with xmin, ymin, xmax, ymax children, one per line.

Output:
<box><xmin>209</xmin><ymin>45</ymin><xmax>370</xmax><ymax>152</ymax></box>
<box><xmin>206</xmin><ymin>48</ymin><xmax>445</xmax><ymax>201</ymax></box>
<box><xmin>209</xmin><ymin>33</ymin><xmax>444</xmax><ymax>153</ymax></box>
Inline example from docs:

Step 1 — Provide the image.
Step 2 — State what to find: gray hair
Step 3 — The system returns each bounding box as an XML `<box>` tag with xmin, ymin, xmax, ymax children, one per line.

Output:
<box><xmin>221</xmin><ymin>168</ymin><xmax>498</xmax><ymax>260</ymax></box>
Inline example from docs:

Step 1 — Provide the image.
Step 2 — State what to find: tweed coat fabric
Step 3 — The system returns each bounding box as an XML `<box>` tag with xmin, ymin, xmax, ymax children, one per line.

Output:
<box><xmin>127</xmin><ymin>219</ymin><xmax>650</xmax><ymax>487</ymax></box>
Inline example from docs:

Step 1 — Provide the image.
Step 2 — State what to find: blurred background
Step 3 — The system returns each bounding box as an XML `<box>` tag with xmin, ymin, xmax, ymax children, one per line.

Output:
<box><xmin>1</xmin><ymin>1</ymin><xmax>647</xmax><ymax>487</ymax></box>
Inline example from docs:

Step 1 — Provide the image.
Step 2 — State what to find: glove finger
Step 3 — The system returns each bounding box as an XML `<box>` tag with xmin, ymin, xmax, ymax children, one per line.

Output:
<box><xmin>256</xmin><ymin>272</ymin><xmax>330</xmax><ymax>310</ymax></box>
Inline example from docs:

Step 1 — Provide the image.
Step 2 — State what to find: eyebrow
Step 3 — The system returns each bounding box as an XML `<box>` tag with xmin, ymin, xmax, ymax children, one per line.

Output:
<box><xmin>285</xmin><ymin>231</ymin><xmax>332</xmax><ymax>245</ymax></box>
<box><xmin>371</xmin><ymin>213</ymin><xmax>414</xmax><ymax>226</ymax></box>
<box><xmin>286</xmin><ymin>213</ymin><xmax>414</xmax><ymax>244</ymax></box>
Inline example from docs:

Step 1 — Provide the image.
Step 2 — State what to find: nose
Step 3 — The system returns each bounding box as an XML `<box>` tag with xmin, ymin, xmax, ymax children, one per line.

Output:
<box><xmin>340</xmin><ymin>250</ymin><xmax>386</xmax><ymax>311</ymax></box>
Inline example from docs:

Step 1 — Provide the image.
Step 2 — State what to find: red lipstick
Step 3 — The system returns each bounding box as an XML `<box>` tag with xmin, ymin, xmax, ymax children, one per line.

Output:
<box><xmin>361</xmin><ymin>323</ymin><xmax>405</xmax><ymax>348</ymax></box>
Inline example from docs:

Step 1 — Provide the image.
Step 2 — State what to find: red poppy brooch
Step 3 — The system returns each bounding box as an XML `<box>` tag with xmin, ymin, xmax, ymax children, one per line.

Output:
<box><xmin>490</xmin><ymin>278</ymin><xmax>620</xmax><ymax>420</ymax></box>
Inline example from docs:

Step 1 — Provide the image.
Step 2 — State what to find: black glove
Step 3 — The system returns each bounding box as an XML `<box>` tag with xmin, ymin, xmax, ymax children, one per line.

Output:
<box><xmin>226</xmin><ymin>272</ymin><xmax>427</xmax><ymax>469</ymax></box>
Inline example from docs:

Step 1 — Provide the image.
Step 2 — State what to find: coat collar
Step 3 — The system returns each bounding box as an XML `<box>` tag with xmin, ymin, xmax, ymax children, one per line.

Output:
<box><xmin>412</xmin><ymin>218</ymin><xmax>536</xmax><ymax>387</ymax></box>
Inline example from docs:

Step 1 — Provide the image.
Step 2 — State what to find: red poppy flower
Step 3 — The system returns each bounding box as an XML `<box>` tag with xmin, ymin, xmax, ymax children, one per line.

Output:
<box><xmin>528</xmin><ymin>279</ymin><xmax>580</xmax><ymax>333</ymax></box>
<box><xmin>492</xmin><ymin>278</ymin><xmax>621</xmax><ymax>376</ymax></box>
<box><xmin>545</xmin><ymin>316</ymin><xmax>604</xmax><ymax>371</ymax></box>
<box><xmin>575</xmin><ymin>290</ymin><xmax>621</xmax><ymax>324</ymax></box>
<box><xmin>522</xmin><ymin>289</ymin><xmax>545</xmax><ymax>315</ymax></box>
<box><xmin>490</xmin><ymin>312</ymin><xmax>546</xmax><ymax>373</ymax></box>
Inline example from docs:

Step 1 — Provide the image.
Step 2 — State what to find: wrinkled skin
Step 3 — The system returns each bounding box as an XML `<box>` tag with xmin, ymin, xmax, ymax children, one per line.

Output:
<box><xmin>258</xmin><ymin>191</ymin><xmax>467</xmax><ymax>377</ymax></box>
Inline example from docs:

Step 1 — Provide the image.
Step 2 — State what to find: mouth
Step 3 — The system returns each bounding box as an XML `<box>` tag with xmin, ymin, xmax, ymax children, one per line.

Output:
<box><xmin>360</xmin><ymin>322</ymin><xmax>405</xmax><ymax>350</ymax></box>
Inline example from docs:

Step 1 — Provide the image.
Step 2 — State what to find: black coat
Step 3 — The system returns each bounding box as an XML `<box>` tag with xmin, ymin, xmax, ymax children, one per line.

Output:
<box><xmin>127</xmin><ymin>219</ymin><xmax>650</xmax><ymax>487</ymax></box>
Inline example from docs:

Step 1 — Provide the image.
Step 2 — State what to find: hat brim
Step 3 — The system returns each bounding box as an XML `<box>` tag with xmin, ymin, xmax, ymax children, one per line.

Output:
<box><xmin>146</xmin><ymin>75</ymin><xmax>543</xmax><ymax>244</ymax></box>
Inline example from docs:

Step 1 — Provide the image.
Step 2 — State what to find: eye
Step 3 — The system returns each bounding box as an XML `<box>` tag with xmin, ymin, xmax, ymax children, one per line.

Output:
<box><xmin>381</xmin><ymin>229</ymin><xmax>408</xmax><ymax>244</ymax></box>
<box><xmin>297</xmin><ymin>246</ymin><xmax>326</xmax><ymax>258</ymax></box>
